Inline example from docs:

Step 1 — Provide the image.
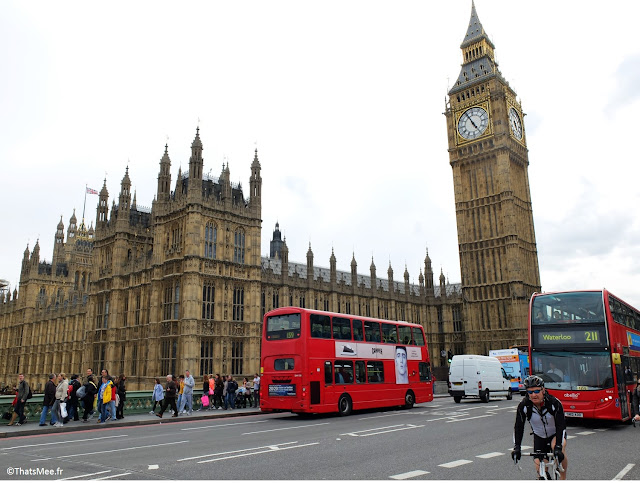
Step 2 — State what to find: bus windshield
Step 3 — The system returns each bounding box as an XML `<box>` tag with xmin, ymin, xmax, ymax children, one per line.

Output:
<box><xmin>530</xmin><ymin>350</ymin><xmax>614</xmax><ymax>391</ymax></box>
<box><xmin>266</xmin><ymin>313</ymin><xmax>301</xmax><ymax>340</ymax></box>
<box><xmin>532</xmin><ymin>292</ymin><xmax>605</xmax><ymax>325</ymax></box>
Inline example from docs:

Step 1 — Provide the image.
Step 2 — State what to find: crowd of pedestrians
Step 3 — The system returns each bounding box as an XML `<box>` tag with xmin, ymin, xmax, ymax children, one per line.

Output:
<box><xmin>5</xmin><ymin>369</ymin><xmax>261</xmax><ymax>427</ymax></box>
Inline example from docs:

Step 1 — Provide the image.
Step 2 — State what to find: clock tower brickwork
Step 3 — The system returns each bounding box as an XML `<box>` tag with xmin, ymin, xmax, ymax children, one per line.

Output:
<box><xmin>445</xmin><ymin>3</ymin><xmax>541</xmax><ymax>354</ymax></box>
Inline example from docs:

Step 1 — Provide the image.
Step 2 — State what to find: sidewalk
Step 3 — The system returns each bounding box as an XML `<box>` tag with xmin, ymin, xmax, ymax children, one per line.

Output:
<box><xmin>0</xmin><ymin>406</ymin><xmax>262</xmax><ymax>439</ymax></box>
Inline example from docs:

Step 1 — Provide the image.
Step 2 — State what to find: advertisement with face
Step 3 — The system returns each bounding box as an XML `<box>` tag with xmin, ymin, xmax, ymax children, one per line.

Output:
<box><xmin>395</xmin><ymin>346</ymin><xmax>408</xmax><ymax>384</ymax></box>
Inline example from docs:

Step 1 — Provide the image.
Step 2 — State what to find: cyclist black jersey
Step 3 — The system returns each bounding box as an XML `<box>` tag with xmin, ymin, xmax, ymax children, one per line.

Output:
<box><xmin>514</xmin><ymin>392</ymin><xmax>566</xmax><ymax>447</ymax></box>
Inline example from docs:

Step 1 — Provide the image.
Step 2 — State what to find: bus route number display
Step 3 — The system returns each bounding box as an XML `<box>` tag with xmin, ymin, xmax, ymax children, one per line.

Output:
<box><xmin>535</xmin><ymin>328</ymin><xmax>604</xmax><ymax>346</ymax></box>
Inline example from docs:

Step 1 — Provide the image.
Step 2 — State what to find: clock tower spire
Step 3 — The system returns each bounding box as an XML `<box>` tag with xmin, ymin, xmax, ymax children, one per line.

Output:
<box><xmin>445</xmin><ymin>3</ymin><xmax>541</xmax><ymax>354</ymax></box>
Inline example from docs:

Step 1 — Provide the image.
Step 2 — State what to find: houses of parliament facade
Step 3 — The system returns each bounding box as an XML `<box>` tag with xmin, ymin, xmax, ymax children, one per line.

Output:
<box><xmin>0</xmin><ymin>4</ymin><xmax>540</xmax><ymax>391</ymax></box>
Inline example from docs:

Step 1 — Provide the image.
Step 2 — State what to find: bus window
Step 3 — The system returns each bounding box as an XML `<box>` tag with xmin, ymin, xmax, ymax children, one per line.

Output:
<box><xmin>353</xmin><ymin>320</ymin><xmax>364</xmax><ymax>341</ymax></box>
<box><xmin>274</xmin><ymin>358</ymin><xmax>294</xmax><ymax>370</ymax></box>
<box><xmin>266</xmin><ymin>312</ymin><xmax>301</xmax><ymax>340</ymax></box>
<box><xmin>419</xmin><ymin>362</ymin><xmax>431</xmax><ymax>381</ymax></box>
<box><xmin>324</xmin><ymin>361</ymin><xmax>332</xmax><ymax>384</ymax></box>
<box><xmin>412</xmin><ymin>327</ymin><xmax>425</xmax><ymax>346</ymax></box>
<box><xmin>355</xmin><ymin>361</ymin><xmax>366</xmax><ymax>383</ymax></box>
<box><xmin>364</xmin><ymin>321</ymin><xmax>381</xmax><ymax>342</ymax></box>
<box><xmin>381</xmin><ymin>323</ymin><xmax>398</xmax><ymax>343</ymax></box>
<box><xmin>398</xmin><ymin>326</ymin><xmax>411</xmax><ymax>345</ymax></box>
<box><xmin>367</xmin><ymin>360</ymin><xmax>384</xmax><ymax>383</ymax></box>
<box><xmin>335</xmin><ymin>360</ymin><xmax>354</xmax><ymax>384</ymax></box>
<box><xmin>333</xmin><ymin>317</ymin><xmax>352</xmax><ymax>340</ymax></box>
<box><xmin>310</xmin><ymin>314</ymin><xmax>331</xmax><ymax>339</ymax></box>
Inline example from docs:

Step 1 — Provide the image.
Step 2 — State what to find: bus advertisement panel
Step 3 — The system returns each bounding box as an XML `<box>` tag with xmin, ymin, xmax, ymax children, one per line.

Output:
<box><xmin>489</xmin><ymin>348</ymin><xmax>522</xmax><ymax>393</ymax></box>
<box><xmin>529</xmin><ymin>289</ymin><xmax>640</xmax><ymax>421</ymax></box>
<box><xmin>260</xmin><ymin>307</ymin><xmax>434</xmax><ymax>416</ymax></box>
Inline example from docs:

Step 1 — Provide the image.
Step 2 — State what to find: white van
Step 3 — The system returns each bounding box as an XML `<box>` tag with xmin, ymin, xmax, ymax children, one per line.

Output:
<box><xmin>448</xmin><ymin>355</ymin><xmax>513</xmax><ymax>403</ymax></box>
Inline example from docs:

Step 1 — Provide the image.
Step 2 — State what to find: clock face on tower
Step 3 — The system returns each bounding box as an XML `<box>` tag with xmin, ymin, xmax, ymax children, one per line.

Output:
<box><xmin>509</xmin><ymin>107</ymin><xmax>523</xmax><ymax>140</ymax></box>
<box><xmin>457</xmin><ymin>106</ymin><xmax>489</xmax><ymax>140</ymax></box>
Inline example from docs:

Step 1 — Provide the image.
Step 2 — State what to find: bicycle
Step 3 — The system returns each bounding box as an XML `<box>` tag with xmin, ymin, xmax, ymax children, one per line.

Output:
<box><xmin>513</xmin><ymin>451</ymin><xmax>564</xmax><ymax>480</ymax></box>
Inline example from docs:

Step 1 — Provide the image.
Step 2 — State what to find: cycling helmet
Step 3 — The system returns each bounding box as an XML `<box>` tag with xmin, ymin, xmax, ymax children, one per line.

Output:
<box><xmin>523</xmin><ymin>375</ymin><xmax>545</xmax><ymax>389</ymax></box>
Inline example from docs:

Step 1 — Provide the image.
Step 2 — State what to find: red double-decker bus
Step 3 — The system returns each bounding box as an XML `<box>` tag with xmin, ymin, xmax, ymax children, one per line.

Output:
<box><xmin>260</xmin><ymin>307</ymin><xmax>434</xmax><ymax>416</ymax></box>
<box><xmin>529</xmin><ymin>289</ymin><xmax>640</xmax><ymax>421</ymax></box>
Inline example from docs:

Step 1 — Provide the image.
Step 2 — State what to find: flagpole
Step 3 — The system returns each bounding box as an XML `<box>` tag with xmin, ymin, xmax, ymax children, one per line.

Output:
<box><xmin>82</xmin><ymin>184</ymin><xmax>87</xmax><ymax>222</ymax></box>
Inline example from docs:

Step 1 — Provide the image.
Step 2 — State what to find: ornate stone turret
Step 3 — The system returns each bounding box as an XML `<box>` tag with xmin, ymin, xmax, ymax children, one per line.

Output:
<box><xmin>350</xmin><ymin>253</ymin><xmax>357</xmax><ymax>289</ymax></box>
<box><xmin>439</xmin><ymin>268</ymin><xmax>446</xmax><ymax>296</ymax></box>
<box><xmin>67</xmin><ymin>210</ymin><xmax>78</xmax><ymax>240</ymax></box>
<box><xmin>96</xmin><ymin>179</ymin><xmax>109</xmax><ymax>231</ymax></box>
<box><xmin>387</xmin><ymin>261</ymin><xmax>394</xmax><ymax>292</ymax></box>
<box><xmin>329</xmin><ymin>248</ymin><xmax>337</xmax><ymax>284</ymax></box>
<box><xmin>118</xmin><ymin>167</ymin><xmax>132</xmax><ymax>219</ymax></box>
<box><xmin>249</xmin><ymin>148</ymin><xmax>262</xmax><ymax>214</ymax></box>
<box><xmin>404</xmin><ymin>264</ymin><xmax>410</xmax><ymax>294</ymax></box>
<box><xmin>424</xmin><ymin>248</ymin><xmax>434</xmax><ymax>296</ymax></box>
<box><xmin>306</xmin><ymin>243</ymin><xmax>314</xmax><ymax>282</ymax></box>
<box><xmin>188</xmin><ymin>127</ymin><xmax>204</xmax><ymax>197</ymax></box>
<box><xmin>157</xmin><ymin>144</ymin><xmax>172</xmax><ymax>202</ymax></box>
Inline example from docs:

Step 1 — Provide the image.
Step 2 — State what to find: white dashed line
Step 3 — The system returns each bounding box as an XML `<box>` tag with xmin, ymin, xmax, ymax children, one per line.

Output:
<box><xmin>94</xmin><ymin>473</ymin><xmax>132</xmax><ymax>480</ymax></box>
<box><xmin>613</xmin><ymin>463</ymin><xmax>635</xmax><ymax>480</ymax></box>
<box><xmin>58</xmin><ymin>471</ymin><xmax>111</xmax><ymax>480</ymax></box>
<box><xmin>439</xmin><ymin>459</ymin><xmax>473</xmax><ymax>468</ymax></box>
<box><xmin>390</xmin><ymin>470</ymin><xmax>430</xmax><ymax>479</ymax></box>
<box><xmin>476</xmin><ymin>452</ymin><xmax>503</xmax><ymax>459</ymax></box>
<box><xmin>566</xmin><ymin>435</ymin><xmax>577</xmax><ymax>439</ymax></box>
<box><xmin>148</xmin><ymin>465</ymin><xmax>159</xmax><ymax>470</ymax></box>
<box><xmin>574</xmin><ymin>431</ymin><xmax>595</xmax><ymax>436</ymax></box>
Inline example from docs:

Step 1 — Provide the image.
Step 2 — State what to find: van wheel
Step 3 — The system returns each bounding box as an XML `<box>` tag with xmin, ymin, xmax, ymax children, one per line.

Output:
<box><xmin>453</xmin><ymin>396</ymin><xmax>462</xmax><ymax>403</ymax></box>
<box><xmin>338</xmin><ymin>394</ymin><xmax>352</xmax><ymax>417</ymax></box>
<box><xmin>404</xmin><ymin>391</ymin><xmax>415</xmax><ymax>409</ymax></box>
<box><xmin>481</xmin><ymin>389</ymin><xmax>490</xmax><ymax>403</ymax></box>
<box><xmin>507</xmin><ymin>390</ymin><xmax>513</xmax><ymax>401</ymax></box>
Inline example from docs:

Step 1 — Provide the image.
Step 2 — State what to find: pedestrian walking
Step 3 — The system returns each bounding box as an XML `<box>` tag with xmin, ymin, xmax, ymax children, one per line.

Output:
<box><xmin>116</xmin><ymin>374</ymin><xmax>126</xmax><ymax>419</ymax></box>
<box><xmin>253</xmin><ymin>373</ymin><xmax>261</xmax><ymax>408</ymax></box>
<box><xmin>39</xmin><ymin>374</ymin><xmax>58</xmax><ymax>426</ymax></box>
<box><xmin>52</xmin><ymin>373</ymin><xmax>68</xmax><ymax>427</ymax></box>
<box><xmin>181</xmin><ymin>370</ymin><xmax>194</xmax><ymax>415</ymax></box>
<box><xmin>81</xmin><ymin>375</ymin><xmax>97</xmax><ymax>422</ymax></box>
<box><xmin>156</xmin><ymin>374</ymin><xmax>178</xmax><ymax>418</ymax></box>
<box><xmin>150</xmin><ymin>378</ymin><xmax>164</xmax><ymax>414</ymax></box>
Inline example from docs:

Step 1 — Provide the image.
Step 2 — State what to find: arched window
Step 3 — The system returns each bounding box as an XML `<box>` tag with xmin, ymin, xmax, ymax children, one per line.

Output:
<box><xmin>233</xmin><ymin>228</ymin><xmax>245</xmax><ymax>264</ymax></box>
<box><xmin>202</xmin><ymin>281</ymin><xmax>215</xmax><ymax>320</ymax></box>
<box><xmin>205</xmin><ymin>222</ymin><xmax>217</xmax><ymax>259</ymax></box>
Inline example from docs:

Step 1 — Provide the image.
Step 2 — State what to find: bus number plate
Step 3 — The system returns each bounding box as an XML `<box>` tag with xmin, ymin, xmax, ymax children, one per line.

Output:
<box><xmin>565</xmin><ymin>412</ymin><xmax>583</xmax><ymax>418</ymax></box>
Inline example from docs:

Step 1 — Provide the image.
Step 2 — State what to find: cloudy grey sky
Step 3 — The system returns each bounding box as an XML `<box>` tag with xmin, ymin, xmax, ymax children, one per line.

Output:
<box><xmin>2</xmin><ymin>1</ymin><xmax>640</xmax><ymax>307</ymax></box>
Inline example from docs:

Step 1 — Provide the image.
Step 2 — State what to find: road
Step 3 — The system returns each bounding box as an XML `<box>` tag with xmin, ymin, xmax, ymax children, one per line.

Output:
<box><xmin>0</xmin><ymin>397</ymin><xmax>637</xmax><ymax>480</ymax></box>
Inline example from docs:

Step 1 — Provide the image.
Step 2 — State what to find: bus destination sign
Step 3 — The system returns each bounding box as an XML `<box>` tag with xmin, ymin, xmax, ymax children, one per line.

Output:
<box><xmin>535</xmin><ymin>327</ymin><xmax>605</xmax><ymax>346</ymax></box>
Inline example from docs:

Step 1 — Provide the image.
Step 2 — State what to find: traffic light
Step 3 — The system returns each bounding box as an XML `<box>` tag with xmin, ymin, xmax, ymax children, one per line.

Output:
<box><xmin>447</xmin><ymin>350</ymin><xmax>453</xmax><ymax>363</ymax></box>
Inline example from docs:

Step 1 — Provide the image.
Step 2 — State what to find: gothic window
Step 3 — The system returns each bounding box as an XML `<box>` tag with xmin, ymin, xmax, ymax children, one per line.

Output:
<box><xmin>131</xmin><ymin>344</ymin><xmax>138</xmax><ymax>375</ymax></box>
<box><xmin>437</xmin><ymin>306</ymin><xmax>443</xmax><ymax>334</ymax></box>
<box><xmin>261</xmin><ymin>291</ymin><xmax>266</xmax><ymax>318</ymax></box>
<box><xmin>205</xmin><ymin>222</ymin><xmax>217</xmax><ymax>259</ymax></box>
<box><xmin>161</xmin><ymin>338</ymin><xmax>177</xmax><ymax>376</ymax></box>
<box><xmin>289</xmin><ymin>294</ymin><xmax>293</xmax><ymax>307</ymax></box>
<box><xmin>299</xmin><ymin>294</ymin><xmax>305</xmax><ymax>308</ymax></box>
<box><xmin>272</xmin><ymin>289</ymin><xmax>279</xmax><ymax>310</ymax></box>
<box><xmin>345</xmin><ymin>301</ymin><xmax>351</xmax><ymax>314</ymax></box>
<box><xmin>200</xmin><ymin>338</ymin><xmax>215</xmax><ymax>376</ymax></box>
<box><xmin>135</xmin><ymin>293</ymin><xmax>141</xmax><ymax>325</ymax></box>
<box><xmin>93</xmin><ymin>343</ymin><xmax>106</xmax><ymax>373</ymax></box>
<box><xmin>103</xmin><ymin>296</ymin><xmax>109</xmax><ymax>329</ymax></box>
<box><xmin>163</xmin><ymin>280</ymin><xmax>180</xmax><ymax>320</ymax></box>
<box><xmin>323</xmin><ymin>299</ymin><xmax>329</xmax><ymax>311</ymax></box>
<box><xmin>231</xmin><ymin>340</ymin><xmax>243</xmax><ymax>375</ymax></box>
<box><xmin>81</xmin><ymin>272</ymin><xmax>86</xmax><ymax>291</ymax></box>
<box><xmin>74</xmin><ymin>272</ymin><xmax>79</xmax><ymax>290</ymax></box>
<box><xmin>233</xmin><ymin>229</ymin><xmax>245</xmax><ymax>264</ymax></box>
<box><xmin>453</xmin><ymin>304</ymin><xmax>462</xmax><ymax>332</ymax></box>
<box><xmin>119</xmin><ymin>345</ymin><xmax>126</xmax><ymax>375</ymax></box>
<box><xmin>233</xmin><ymin>287</ymin><xmax>245</xmax><ymax>321</ymax></box>
<box><xmin>123</xmin><ymin>296</ymin><xmax>129</xmax><ymax>327</ymax></box>
<box><xmin>202</xmin><ymin>281</ymin><xmax>215</xmax><ymax>320</ymax></box>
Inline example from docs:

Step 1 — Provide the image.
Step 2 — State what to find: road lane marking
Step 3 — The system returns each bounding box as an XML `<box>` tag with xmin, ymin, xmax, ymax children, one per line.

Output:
<box><xmin>359</xmin><ymin>412</ymin><xmax>406</xmax><ymax>420</ymax></box>
<box><xmin>613</xmin><ymin>463</ymin><xmax>635</xmax><ymax>480</ymax></box>
<box><xmin>390</xmin><ymin>470</ymin><xmax>430</xmax><ymax>479</ymax></box>
<box><xmin>241</xmin><ymin>422</ymin><xmax>330</xmax><ymax>435</ymax></box>
<box><xmin>148</xmin><ymin>465</ymin><xmax>159</xmax><ymax>470</ymax></box>
<box><xmin>56</xmin><ymin>440</ymin><xmax>188</xmax><ymax>458</ymax></box>
<box><xmin>181</xmin><ymin>420</ymin><xmax>268</xmax><ymax>431</ymax></box>
<box><xmin>340</xmin><ymin>424</ymin><xmax>424</xmax><ymax>437</ymax></box>
<box><xmin>476</xmin><ymin>452</ymin><xmax>503</xmax><ymax>459</ymax></box>
<box><xmin>446</xmin><ymin>415</ymin><xmax>491</xmax><ymax>422</ymax></box>
<box><xmin>59</xmin><ymin>470</ymin><xmax>111</xmax><ymax>480</ymax></box>
<box><xmin>178</xmin><ymin>441</ymin><xmax>302</xmax><ymax>461</ymax></box>
<box><xmin>506</xmin><ymin>445</ymin><xmax>532</xmax><ymax>451</ymax></box>
<box><xmin>574</xmin><ymin>431</ymin><xmax>595</xmax><ymax>435</ymax></box>
<box><xmin>439</xmin><ymin>459</ymin><xmax>473</xmax><ymax>468</ymax></box>
<box><xmin>196</xmin><ymin>442</ymin><xmax>320</xmax><ymax>463</ymax></box>
<box><xmin>2</xmin><ymin>434</ymin><xmax>128</xmax><ymax>451</ymax></box>
<box><xmin>94</xmin><ymin>473</ymin><xmax>132</xmax><ymax>480</ymax></box>
<box><xmin>566</xmin><ymin>435</ymin><xmax>576</xmax><ymax>439</ymax></box>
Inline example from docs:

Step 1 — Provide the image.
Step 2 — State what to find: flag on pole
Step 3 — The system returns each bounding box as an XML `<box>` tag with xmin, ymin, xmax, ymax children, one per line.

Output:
<box><xmin>86</xmin><ymin>187</ymin><xmax>99</xmax><ymax>195</ymax></box>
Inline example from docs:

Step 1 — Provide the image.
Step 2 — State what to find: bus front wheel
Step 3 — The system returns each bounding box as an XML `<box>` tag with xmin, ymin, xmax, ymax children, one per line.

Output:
<box><xmin>404</xmin><ymin>390</ymin><xmax>415</xmax><ymax>409</ymax></box>
<box><xmin>338</xmin><ymin>394</ymin><xmax>352</xmax><ymax>417</ymax></box>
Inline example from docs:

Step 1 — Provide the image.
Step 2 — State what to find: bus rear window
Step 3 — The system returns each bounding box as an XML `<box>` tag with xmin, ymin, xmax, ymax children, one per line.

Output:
<box><xmin>266</xmin><ymin>313</ymin><xmax>301</xmax><ymax>340</ymax></box>
<box><xmin>274</xmin><ymin>358</ymin><xmax>295</xmax><ymax>370</ymax></box>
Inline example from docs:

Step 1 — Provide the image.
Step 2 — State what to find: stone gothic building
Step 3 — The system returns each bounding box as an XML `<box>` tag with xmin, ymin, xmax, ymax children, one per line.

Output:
<box><xmin>0</xmin><ymin>4</ymin><xmax>539</xmax><ymax>390</ymax></box>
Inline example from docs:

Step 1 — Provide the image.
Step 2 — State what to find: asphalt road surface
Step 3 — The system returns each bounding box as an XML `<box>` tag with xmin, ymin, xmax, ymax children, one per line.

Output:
<box><xmin>0</xmin><ymin>396</ymin><xmax>638</xmax><ymax>480</ymax></box>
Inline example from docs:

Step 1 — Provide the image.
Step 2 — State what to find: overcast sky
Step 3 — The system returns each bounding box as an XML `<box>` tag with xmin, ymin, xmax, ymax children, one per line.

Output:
<box><xmin>2</xmin><ymin>1</ymin><xmax>640</xmax><ymax>307</ymax></box>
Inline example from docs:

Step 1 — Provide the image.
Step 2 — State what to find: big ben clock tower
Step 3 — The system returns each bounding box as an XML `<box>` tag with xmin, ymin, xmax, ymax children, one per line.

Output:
<box><xmin>445</xmin><ymin>2</ymin><xmax>541</xmax><ymax>353</ymax></box>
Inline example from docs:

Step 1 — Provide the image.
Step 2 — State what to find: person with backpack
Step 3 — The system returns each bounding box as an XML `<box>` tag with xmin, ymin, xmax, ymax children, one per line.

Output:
<box><xmin>13</xmin><ymin>374</ymin><xmax>30</xmax><ymax>426</ymax></box>
<box><xmin>39</xmin><ymin>374</ymin><xmax>58</xmax><ymax>426</ymax></box>
<box><xmin>65</xmin><ymin>374</ymin><xmax>82</xmax><ymax>423</ymax></box>
<box><xmin>81</xmin><ymin>375</ymin><xmax>98</xmax><ymax>422</ymax></box>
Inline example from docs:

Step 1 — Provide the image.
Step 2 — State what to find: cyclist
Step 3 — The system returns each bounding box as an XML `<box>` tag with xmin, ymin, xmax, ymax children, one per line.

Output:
<box><xmin>512</xmin><ymin>375</ymin><xmax>568</xmax><ymax>480</ymax></box>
